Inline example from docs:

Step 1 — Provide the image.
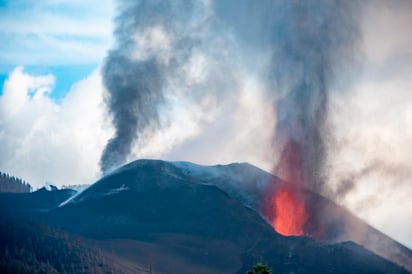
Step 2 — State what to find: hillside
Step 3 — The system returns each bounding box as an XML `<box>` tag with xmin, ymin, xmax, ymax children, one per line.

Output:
<box><xmin>0</xmin><ymin>187</ymin><xmax>76</xmax><ymax>218</ymax></box>
<box><xmin>46</xmin><ymin>159</ymin><xmax>409</xmax><ymax>273</ymax></box>
<box><xmin>0</xmin><ymin>159</ymin><xmax>410</xmax><ymax>273</ymax></box>
<box><xmin>0</xmin><ymin>219</ymin><xmax>140</xmax><ymax>274</ymax></box>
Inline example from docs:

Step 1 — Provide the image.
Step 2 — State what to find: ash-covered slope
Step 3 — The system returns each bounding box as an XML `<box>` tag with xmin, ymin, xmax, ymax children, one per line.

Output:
<box><xmin>171</xmin><ymin>160</ymin><xmax>412</xmax><ymax>273</ymax></box>
<box><xmin>46</xmin><ymin>159</ymin><xmax>408</xmax><ymax>273</ymax></box>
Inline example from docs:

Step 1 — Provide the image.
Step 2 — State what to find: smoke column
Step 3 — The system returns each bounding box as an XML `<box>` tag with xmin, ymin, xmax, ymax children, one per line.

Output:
<box><xmin>100</xmin><ymin>0</ymin><xmax>360</xmax><ymax>195</ymax></box>
<box><xmin>257</xmin><ymin>0</ymin><xmax>362</xmax><ymax>238</ymax></box>
<box><xmin>271</xmin><ymin>0</ymin><xmax>360</xmax><ymax>193</ymax></box>
<box><xmin>100</xmin><ymin>1</ymin><xmax>236</xmax><ymax>173</ymax></box>
<box><xmin>100</xmin><ymin>1</ymin><xmax>172</xmax><ymax>172</ymax></box>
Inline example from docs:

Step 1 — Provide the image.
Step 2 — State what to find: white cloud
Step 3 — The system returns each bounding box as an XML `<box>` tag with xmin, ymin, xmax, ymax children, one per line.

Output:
<box><xmin>0</xmin><ymin>66</ymin><xmax>112</xmax><ymax>188</ymax></box>
<box><xmin>0</xmin><ymin>1</ymin><xmax>114</xmax><ymax>65</ymax></box>
<box><xmin>326</xmin><ymin>0</ymin><xmax>412</xmax><ymax>248</ymax></box>
<box><xmin>132</xmin><ymin>73</ymin><xmax>276</xmax><ymax>173</ymax></box>
<box><xmin>362</xmin><ymin>0</ymin><xmax>412</xmax><ymax>67</ymax></box>
<box><xmin>329</xmin><ymin>67</ymin><xmax>412</xmax><ymax>248</ymax></box>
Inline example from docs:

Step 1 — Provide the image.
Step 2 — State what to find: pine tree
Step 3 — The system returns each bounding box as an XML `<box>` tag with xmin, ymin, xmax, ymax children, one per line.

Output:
<box><xmin>0</xmin><ymin>172</ymin><xmax>32</xmax><ymax>193</ymax></box>
<box><xmin>247</xmin><ymin>263</ymin><xmax>273</xmax><ymax>274</ymax></box>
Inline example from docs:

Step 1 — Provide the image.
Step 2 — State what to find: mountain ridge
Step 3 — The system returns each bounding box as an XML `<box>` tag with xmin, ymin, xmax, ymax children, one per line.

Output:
<box><xmin>49</xmin><ymin>159</ymin><xmax>410</xmax><ymax>273</ymax></box>
<box><xmin>0</xmin><ymin>159</ymin><xmax>410</xmax><ymax>273</ymax></box>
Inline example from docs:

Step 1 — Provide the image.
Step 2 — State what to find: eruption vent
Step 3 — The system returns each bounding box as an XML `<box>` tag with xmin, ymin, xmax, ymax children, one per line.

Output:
<box><xmin>272</xmin><ymin>185</ymin><xmax>308</xmax><ymax>236</ymax></box>
<box><xmin>267</xmin><ymin>0</ymin><xmax>360</xmax><ymax>237</ymax></box>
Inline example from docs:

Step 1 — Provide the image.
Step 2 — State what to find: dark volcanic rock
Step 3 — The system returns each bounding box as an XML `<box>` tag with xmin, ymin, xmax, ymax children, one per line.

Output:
<box><xmin>42</xmin><ymin>159</ymin><xmax>408</xmax><ymax>274</ymax></box>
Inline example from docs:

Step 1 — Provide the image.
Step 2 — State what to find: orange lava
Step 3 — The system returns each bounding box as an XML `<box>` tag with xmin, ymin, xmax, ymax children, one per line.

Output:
<box><xmin>270</xmin><ymin>140</ymin><xmax>310</xmax><ymax>236</ymax></box>
<box><xmin>272</xmin><ymin>186</ymin><xmax>308</xmax><ymax>236</ymax></box>
<box><xmin>272</xmin><ymin>188</ymin><xmax>308</xmax><ymax>236</ymax></box>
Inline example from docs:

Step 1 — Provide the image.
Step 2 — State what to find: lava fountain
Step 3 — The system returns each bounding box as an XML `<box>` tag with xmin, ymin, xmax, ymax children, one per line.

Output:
<box><xmin>261</xmin><ymin>0</ymin><xmax>360</xmax><ymax>238</ymax></box>
<box><xmin>267</xmin><ymin>141</ymin><xmax>311</xmax><ymax>236</ymax></box>
<box><xmin>271</xmin><ymin>185</ymin><xmax>308</xmax><ymax>236</ymax></box>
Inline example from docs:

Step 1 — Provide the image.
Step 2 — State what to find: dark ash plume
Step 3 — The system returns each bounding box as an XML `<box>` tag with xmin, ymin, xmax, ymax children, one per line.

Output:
<box><xmin>100</xmin><ymin>1</ymin><xmax>216</xmax><ymax>173</ymax></box>
<box><xmin>101</xmin><ymin>54</ymin><xmax>164</xmax><ymax>173</ymax></box>
<box><xmin>100</xmin><ymin>0</ymin><xmax>361</xmax><ymax>187</ymax></box>
<box><xmin>272</xmin><ymin>0</ymin><xmax>360</xmax><ymax>193</ymax></box>
<box><xmin>100</xmin><ymin>1</ymin><xmax>170</xmax><ymax>173</ymax></box>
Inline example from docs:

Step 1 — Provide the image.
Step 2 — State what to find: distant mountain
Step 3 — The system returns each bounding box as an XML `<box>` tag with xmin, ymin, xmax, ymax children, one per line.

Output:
<box><xmin>0</xmin><ymin>159</ymin><xmax>410</xmax><ymax>273</ymax></box>
<box><xmin>0</xmin><ymin>187</ymin><xmax>76</xmax><ymax>218</ymax></box>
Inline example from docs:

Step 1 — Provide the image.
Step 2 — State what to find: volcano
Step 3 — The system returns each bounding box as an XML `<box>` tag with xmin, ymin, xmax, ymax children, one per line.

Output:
<box><xmin>1</xmin><ymin>159</ymin><xmax>410</xmax><ymax>273</ymax></box>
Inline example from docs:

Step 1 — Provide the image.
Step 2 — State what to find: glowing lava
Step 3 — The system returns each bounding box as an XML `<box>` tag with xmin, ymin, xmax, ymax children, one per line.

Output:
<box><xmin>272</xmin><ymin>186</ymin><xmax>308</xmax><ymax>236</ymax></box>
<box><xmin>270</xmin><ymin>140</ymin><xmax>309</xmax><ymax>236</ymax></box>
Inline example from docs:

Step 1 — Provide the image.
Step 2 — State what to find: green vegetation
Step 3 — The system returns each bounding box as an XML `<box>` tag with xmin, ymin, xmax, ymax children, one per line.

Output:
<box><xmin>247</xmin><ymin>263</ymin><xmax>273</xmax><ymax>274</ymax></box>
<box><xmin>0</xmin><ymin>171</ymin><xmax>31</xmax><ymax>193</ymax></box>
<box><xmin>0</xmin><ymin>220</ymin><xmax>121</xmax><ymax>274</ymax></box>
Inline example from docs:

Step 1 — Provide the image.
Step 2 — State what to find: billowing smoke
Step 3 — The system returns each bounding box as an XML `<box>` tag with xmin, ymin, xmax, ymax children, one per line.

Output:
<box><xmin>100</xmin><ymin>0</ymin><xmax>362</xmax><ymax>201</ymax></box>
<box><xmin>100</xmin><ymin>0</ymin><xmax>237</xmax><ymax>173</ymax></box>
<box><xmin>272</xmin><ymin>0</ymin><xmax>360</xmax><ymax>193</ymax></box>
<box><xmin>101</xmin><ymin>0</ymin><xmax>362</xmax><ymax>191</ymax></box>
<box><xmin>100</xmin><ymin>1</ymin><xmax>192</xmax><ymax>172</ymax></box>
<box><xmin>101</xmin><ymin>52</ymin><xmax>164</xmax><ymax>173</ymax></box>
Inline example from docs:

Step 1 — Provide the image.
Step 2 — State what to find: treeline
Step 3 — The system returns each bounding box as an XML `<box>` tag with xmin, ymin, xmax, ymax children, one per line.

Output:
<box><xmin>0</xmin><ymin>220</ymin><xmax>126</xmax><ymax>274</ymax></box>
<box><xmin>0</xmin><ymin>172</ymin><xmax>31</xmax><ymax>193</ymax></box>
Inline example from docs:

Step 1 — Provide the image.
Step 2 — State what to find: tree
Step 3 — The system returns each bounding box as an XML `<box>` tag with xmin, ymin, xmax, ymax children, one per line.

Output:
<box><xmin>247</xmin><ymin>263</ymin><xmax>272</xmax><ymax>274</ymax></box>
<box><xmin>0</xmin><ymin>172</ymin><xmax>31</xmax><ymax>193</ymax></box>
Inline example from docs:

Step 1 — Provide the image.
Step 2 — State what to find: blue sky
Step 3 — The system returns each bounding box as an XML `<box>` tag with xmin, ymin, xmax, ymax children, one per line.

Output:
<box><xmin>0</xmin><ymin>0</ymin><xmax>116</xmax><ymax>194</ymax></box>
<box><xmin>0</xmin><ymin>0</ymin><xmax>114</xmax><ymax>99</ymax></box>
<box><xmin>0</xmin><ymin>64</ymin><xmax>97</xmax><ymax>100</ymax></box>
